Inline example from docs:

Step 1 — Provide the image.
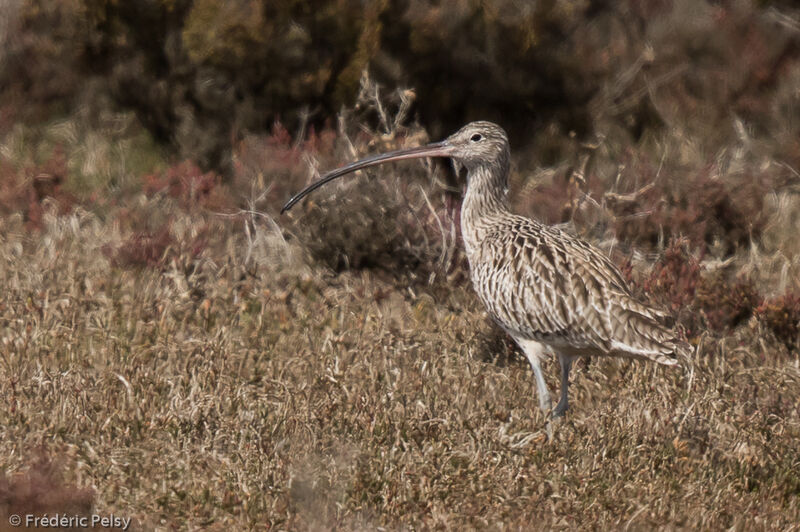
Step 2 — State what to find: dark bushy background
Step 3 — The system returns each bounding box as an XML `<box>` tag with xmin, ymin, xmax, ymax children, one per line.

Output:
<box><xmin>3</xmin><ymin>0</ymin><xmax>798</xmax><ymax>174</ymax></box>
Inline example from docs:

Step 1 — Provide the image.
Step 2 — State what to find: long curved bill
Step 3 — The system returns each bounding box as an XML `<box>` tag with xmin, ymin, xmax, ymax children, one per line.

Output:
<box><xmin>281</xmin><ymin>141</ymin><xmax>454</xmax><ymax>213</ymax></box>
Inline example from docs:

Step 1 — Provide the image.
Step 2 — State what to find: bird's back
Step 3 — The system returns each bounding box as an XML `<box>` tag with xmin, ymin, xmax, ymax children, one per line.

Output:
<box><xmin>467</xmin><ymin>213</ymin><xmax>689</xmax><ymax>365</ymax></box>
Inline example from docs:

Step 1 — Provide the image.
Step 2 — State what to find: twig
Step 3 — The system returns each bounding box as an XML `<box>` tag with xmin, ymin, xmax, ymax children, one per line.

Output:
<box><xmin>419</xmin><ymin>185</ymin><xmax>448</xmax><ymax>269</ymax></box>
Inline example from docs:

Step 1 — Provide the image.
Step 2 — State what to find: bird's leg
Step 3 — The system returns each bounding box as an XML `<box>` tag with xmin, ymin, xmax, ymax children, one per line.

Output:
<box><xmin>553</xmin><ymin>354</ymin><xmax>573</xmax><ymax>418</ymax></box>
<box><xmin>518</xmin><ymin>340</ymin><xmax>553</xmax><ymax>416</ymax></box>
<box><xmin>530</xmin><ymin>355</ymin><xmax>553</xmax><ymax>415</ymax></box>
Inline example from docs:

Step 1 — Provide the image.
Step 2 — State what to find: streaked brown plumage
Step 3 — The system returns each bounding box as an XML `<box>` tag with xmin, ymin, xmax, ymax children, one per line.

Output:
<box><xmin>282</xmin><ymin>121</ymin><xmax>691</xmax><ymax>419</ymax></box>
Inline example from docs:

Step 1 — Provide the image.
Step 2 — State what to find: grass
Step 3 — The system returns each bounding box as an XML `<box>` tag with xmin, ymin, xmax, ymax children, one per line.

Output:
<box><xmin>0</xmin><ymin>203</ymin><xmax>799</xmax><ymax>529</ymax></box>
<box><xmin>0</xmin><ymin>45</ymin><xmax>799</xmax><ymax>528</ymax></box>
<box><xmin>1</xmin><ymin>99</ymin><xmax>800</xmax><ymax>531</ymax></box>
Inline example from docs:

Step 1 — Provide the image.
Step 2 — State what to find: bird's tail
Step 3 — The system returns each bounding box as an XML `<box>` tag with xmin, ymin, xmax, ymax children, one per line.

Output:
<box><xmin>612</xmin><ymin>298</ymin><xmax>694</xmax><ymax>366</ymax></box>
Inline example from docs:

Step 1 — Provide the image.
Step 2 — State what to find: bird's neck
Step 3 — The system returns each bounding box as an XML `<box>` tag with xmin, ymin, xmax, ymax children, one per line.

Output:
<box><xmin>460</xmin><ymin>164</ymin><xmax>510</xmax><ymax>252</ymax></box>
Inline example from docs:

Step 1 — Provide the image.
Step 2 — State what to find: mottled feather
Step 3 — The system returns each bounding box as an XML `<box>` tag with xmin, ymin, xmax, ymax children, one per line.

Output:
<box><xmin>455</xmin><ymin>123</ymin><xmax>690</xmax><ymax>373</ymax></box>
<box><xmin>470</xmin><ymin>215</ymin><xmax>687</xmax><ymax>364</ymax></box>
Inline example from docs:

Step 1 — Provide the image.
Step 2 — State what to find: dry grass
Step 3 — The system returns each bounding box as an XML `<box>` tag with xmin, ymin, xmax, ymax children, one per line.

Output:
<box><xmin>1</xmin><ymin>197</ymin><xmax>799</xmax><ymax>530</ymax></box>
<box><xmin>1</xmin><ymin>98</ymin><xmax>800</xmax><ymax>530</ymax></box>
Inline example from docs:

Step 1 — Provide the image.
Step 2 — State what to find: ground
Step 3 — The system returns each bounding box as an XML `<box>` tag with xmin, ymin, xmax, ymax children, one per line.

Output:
<box><xmin>0</xmin><ymin>103</ymin><xmax>799</xmax><ymax>529</ymax></box>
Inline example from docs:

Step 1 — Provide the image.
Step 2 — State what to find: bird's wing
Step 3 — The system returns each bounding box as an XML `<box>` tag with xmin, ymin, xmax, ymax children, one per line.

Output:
<box><xmin>475</xmin><ymin>217</ymin><xmax>688</xmax><ymax>365</ymax></box>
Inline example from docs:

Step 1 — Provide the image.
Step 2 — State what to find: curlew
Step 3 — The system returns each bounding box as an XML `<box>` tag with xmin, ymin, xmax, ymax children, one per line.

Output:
<box><xmin>282</xmin><ymin>121</ymin><xmax>690</xmax><ymax>421</ymax></box>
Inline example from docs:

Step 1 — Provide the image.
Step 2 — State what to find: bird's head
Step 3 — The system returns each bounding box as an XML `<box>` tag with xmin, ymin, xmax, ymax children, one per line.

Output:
<box><xmin>281</xmin><ymin>121</ymin><xmax>510</xmax><ymax>213</ymax></box>
<box><xmin>442</xmin><ymin>121</ymin><xmax>510</xmax><ymax>175</ymax></box>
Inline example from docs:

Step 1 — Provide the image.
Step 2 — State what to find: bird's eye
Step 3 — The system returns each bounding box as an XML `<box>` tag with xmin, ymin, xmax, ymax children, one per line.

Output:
<box><xmin>470</xmin><ymin>133</ymin><xmax>482</xmax><ymax>142</ymax></box>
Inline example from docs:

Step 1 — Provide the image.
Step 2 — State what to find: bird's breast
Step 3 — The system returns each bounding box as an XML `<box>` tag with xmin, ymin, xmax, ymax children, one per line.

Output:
<box><xmin>464</xmin><ymin>229</ymin><xmax>583</xmax><ymax>345</ymax></box>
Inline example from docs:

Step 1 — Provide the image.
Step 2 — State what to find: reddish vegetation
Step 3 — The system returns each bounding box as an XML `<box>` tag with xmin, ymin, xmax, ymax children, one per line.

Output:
<box><xmin>520</xmin><ymin>169</ymin><xmax>607</xmax><ymax>227</ymax></box>
<box><xmin>695</xmin><ymin>273</ymin><xmax>761</xmax><ymax>332</ymax></box>
<box><xmin>0</xmin><ymin>146</ymin><xmax>76</xmax><ymax>230</ymax></box>
<box><xmin>234</xmin><ymin>122</ymin><xmax>339</xmax><ymax>209</ymax></box>
<box><xmin>144</xmin><ymin>161</ymin><xmax>231</xmax><ymax>211</ymax></box>
<box><xmin>638</xmin><ymin>240</ymin><xmax>762</xmax><ymax>339</ymax></box>
<box><xmin>0</xmin><ymin>104</ymin><xmax>17</xmax><ymax>136</ymax></box>
<box><xmin>104</xmin><ymin>228</ymin><xmax>176</xmax><ymax>270</ymax></box>
<box><xmin>103</xmin><ymin>223</ymin><xmax>209</xmax><ymax>271</ymax></box>
<box><xmin>0</xmin><ymin>454</ymin><xmax>95</xmax><ymax>525</ymax></box>
<box><xmin>642</xmin><ymin>240</ymin><xmax>702</xmax><ymax>313</ymax></box>
<box><xmin>757</xmin><ymin>293</ymin><xmax>800</xmax><ymax>351</ymax></box>
<box><xmin>609</xmin><ymin>159</ymin><xmax>768</xmax><ymax>255</ymax></box>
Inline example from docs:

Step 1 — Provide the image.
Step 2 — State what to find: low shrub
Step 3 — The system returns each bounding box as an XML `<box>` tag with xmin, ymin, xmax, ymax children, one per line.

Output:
<box><xmin>640</xmin><ymin>239</ymin><xmax>762</xmax><ymax>339</ymax></box>
<box><xmin>609</xmin><ymin>159</ymin><xmax>768</xmax><ymax>256</ymax></box>
<box><xmin>756</xmin><ymin>293</ymin><xmax>800</xmax><ymax>352</ymax></box>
